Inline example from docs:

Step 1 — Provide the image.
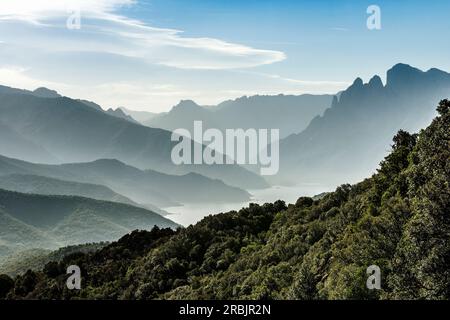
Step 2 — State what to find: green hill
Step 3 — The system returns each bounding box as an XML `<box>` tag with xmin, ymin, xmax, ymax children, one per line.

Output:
<box><xmin>0</xmin><ymin>156</ymin><xmax>251</xmax><ymax>207</ymax></box>
<box><xmin>0</xmin><ymin>174</ymin><xmax>138</xmax><ymax>206</ymax></box>
<box><xmin>0</xmin><ymin>188</ymin><xmax>178</xmax><ymax>263</ymax></box>
<box><xmin>0</xmin><ymin>243</ymin><xmax>108</xmax><ymax>277</ymax></box>
<box><xmin>3</xmin><ymin>100</ymin><xmax>448</xmax><ymax>300</ymax></box>
<box><xmin>0</xmin><ymin>173</ymin><xmax>169</xmax><ymax>216</ymax></box>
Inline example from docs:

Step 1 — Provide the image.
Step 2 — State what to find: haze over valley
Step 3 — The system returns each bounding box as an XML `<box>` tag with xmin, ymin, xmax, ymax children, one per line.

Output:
<box><xmin>1</xmin><ymin>64</ymin><xmax>449</xmax><ymax>233</ymax></box>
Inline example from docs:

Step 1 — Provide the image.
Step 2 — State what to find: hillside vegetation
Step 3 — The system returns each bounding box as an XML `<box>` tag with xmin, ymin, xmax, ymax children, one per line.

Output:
<box><xmin>0</xmin><ymin>156</ymin><xmax>252</xmax><ymax>208</ymax></box>
<box><xmin>2</xmin><ymin>100</ymin><xmax>449</xmax><ymax>300</ymax></box>
<box><xmin>0</xmin><ymin>243</ymin><xmax>108</xmax><ymax>277</ymax></box>
<box><xmin>0</xmin><ymin>174</ymin><xmax>138</xmax><ymax>206</ymax></box>
<box><xmin>0</xmin><ymin>189</ymin><xmax>178</xmax><ymax>263</ymax></box>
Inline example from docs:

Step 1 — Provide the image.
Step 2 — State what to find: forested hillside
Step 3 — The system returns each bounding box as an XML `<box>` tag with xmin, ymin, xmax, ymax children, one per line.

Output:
<box><xmin>2</xmin><ymin>100</ymin><xmax>448</xmax><ymax>300</ymax></box>
<box><xmin>0</xmin><ymin>189</ymin><xmax>178</xmax><ymax>262</ymax></box>
<box><xmin>0</xmin><ymin>243</ymin><xmax>108</xmax><ymax>277</ymax></box>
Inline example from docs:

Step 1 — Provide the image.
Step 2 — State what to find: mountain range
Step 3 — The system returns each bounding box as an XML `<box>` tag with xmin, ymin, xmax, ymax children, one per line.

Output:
<box><xmin>0</xmin><ymin>89</ymin><xmax>267</xmax><ymax>189</ymax></box>
<box><xmin>0</xmin><ymin>173</ymin><xmax>168</xmax><ymax>211</ymax></box>
<box><xmin>144</xmin><ymin>95</ymin><xmax>332</xmax><ymax>140</ymax></box>
<box><xmin>1</xmin><ymin>63</ymin><xmax>449</xmax><ymax>191</ymax></box>
<box><xmin>0</xmin><ymin>155</ymin><xmax>251</xmax><ymax>208</ymax></box>
<box><xmin>274</xmin><ymin>64</ymin><xmax>450</xmax><ymax>185</ymax></box>
<box><xmin>0</xmin><ymin>174</ymin><xmax>137</xmax><ymax>205</ymax></box>
<box><xmin>105</xmin><ymin>108</ymin><xmax>140</xmax><ymax>124</ymax></box>
<box><xmin>119</xmin><ymin>107</ymin><xmax>160</xmax><ymax>123</ymax></box>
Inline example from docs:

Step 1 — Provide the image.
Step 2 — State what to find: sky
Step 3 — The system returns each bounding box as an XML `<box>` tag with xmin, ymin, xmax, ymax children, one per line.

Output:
<box><xmin>0</xmin><ymin>0</ymin><xmax>449</xmax><ymax>112</ymax></box>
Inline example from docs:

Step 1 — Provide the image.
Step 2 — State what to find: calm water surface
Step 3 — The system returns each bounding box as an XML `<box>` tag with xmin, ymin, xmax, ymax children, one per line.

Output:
<box><xmin>165</xmin><ymin>183</ymin><xmax>335</xmax><ymax>226</ymax></box>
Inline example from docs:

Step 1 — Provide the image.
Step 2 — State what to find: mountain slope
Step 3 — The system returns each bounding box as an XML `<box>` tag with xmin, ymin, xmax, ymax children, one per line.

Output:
<box><xmin>0</xmin><ymin>122</ymin><xmax>56</xmax><ymax>163</ymax></box>
<box><xmin>0</xmin><ymin>243</ymin><xmax>108</xmax><ymax>277</ymax></box>
<box><xmin>0</xmin><ymin>155</ymin><xmax>251</xmax><ymax>207</ymax></box>
<box><xmin>120</xmin><ymin>107</ymin><xmax>160</xmax><ymax>123</ymax></box>
<box><xmin>58</xmin><ymin>159</ymin><xmax>252</xmax><ymax>205</ymax></box>
<box><xmin>0</xmin><ymin>85</ymin><xmax>61</xmax><ymax>99</ymax></box>
<box><xmin>0</xmin><ymin>174</ymin><xmax>139</xmax><ymax>207</ymax></box>
<box><xmin>0</xmin><ymin>211</ymin><xmax>60</xmax><ymax>259</ymax></box>
<box><xmin>0</xmin><ymin>188</ymin><xmax>179</xmax><ymax>262</ymax></box>
<box><xmin>145</xmin><ymin>94</ymin><xmax>332</xmax><ymax>139</ymax></box>
<box><xmin>106</xmin><ymin>108</ymin><xmax>140</xmax><ymax>124</ymax></box>
<box><xmin>275</xmin><ymin>64</ymin><xmax>450</xmax><ymax>185</ymax></box>
<box><xmin>5</xmin><ymin>100</ymin><xmax>448</xmax><ymax>300</ymax></box>
<box><xmin>0</xmin><ymin>91</ymin><xmax>267</xmax><ymax>189</ymax></box>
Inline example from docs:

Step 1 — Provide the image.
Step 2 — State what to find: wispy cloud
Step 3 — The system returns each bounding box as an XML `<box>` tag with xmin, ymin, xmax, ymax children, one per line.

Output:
<box><xmin>0</xmin><ymin>66</ymin><xmax>71</xmax><ymax>90</ymax></box>
<box><xmin>0</xmin><ymin>0</ymin><xmax>286</xmax><ymax>70</ymax></box>
<box><xmin>0</xmin><ymin>1</ymin><xmax>351</xmax><ymax>112</ymax></box>
<box><xmin>0</xmin><ymin>0</ymin><xmax>135</xmax><ymax>23</ymax></box>
<box><xmin>237</xmin><ymin>70</ymin><xmax>351</xmax><ymax>90</ymax></box>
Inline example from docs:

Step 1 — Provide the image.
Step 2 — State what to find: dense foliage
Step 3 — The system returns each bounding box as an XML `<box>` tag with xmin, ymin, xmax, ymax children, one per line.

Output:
<box><xmin>0</xmin><ymin>189</ymin><xmax>178</xmax><ymax>260</ymax></box>
<box><xmin>0</xmin><ymin>243</ymin><xmax>108</xmax><ymax>277</ymax></box>
<box><xmin>2</xmin><ymin>100</ymin><xmax>449</xmax><ymax>300</ymax></box>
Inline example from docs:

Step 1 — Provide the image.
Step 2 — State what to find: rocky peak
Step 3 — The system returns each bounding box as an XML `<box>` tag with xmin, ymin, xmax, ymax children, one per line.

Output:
<box><xmin>32</xmin><ymin>87</ymin><xmax>61</xmax><ymax>99</ymax></box>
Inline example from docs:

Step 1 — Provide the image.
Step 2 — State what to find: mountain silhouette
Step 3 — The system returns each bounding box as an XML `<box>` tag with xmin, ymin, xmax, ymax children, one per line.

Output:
<box><xmin>0</xmin><ymin>89</ymin><xmax>267</xmax><ymax>189</ymax></box>
<box><xmin>0</xmin><ymin>154</ymin><xmax>251</xmax><ymax>208</ymax></box>
<box><xmin>275</xmin><ymin>64</ymin><xmax>450</xmax><ymax>185</ymax></box>
<box><xmin>0</xmin><ymin>174</ymin><xmax>140</xmax><ymax>208</ymax></box>
<box><xmin>119</xmin><ymin>107</ymin><xmax>160</xmax><ymax>124</ymax></box>
<box><xmin>32</xmin><ymin>87</ymin><xmax>61</xmax><ymax>99</ymax></box>
<box><xmin>145</xmin><ymin>94</ymin><xmax>332</xmax><ymax>140</ymax></box>
<box><xmin>106</xmin><ymin>108</ymin><xmax>140</xmax><ymax>124</ymax></box>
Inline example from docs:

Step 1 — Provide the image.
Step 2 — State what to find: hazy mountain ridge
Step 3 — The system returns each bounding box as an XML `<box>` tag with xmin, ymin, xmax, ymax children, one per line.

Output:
<box><xmin>0</xmin><ymin>155</ymin><xmax>251</xmax><ymax>207</ymax></box>
<box><xmin>120</xmin><ymin>107</ymin><xmax>160</xmax><ymax>123</ymax></box>
<box><xmin>106</xmin><ymin>108</ymin><xmax>140</xmax><ymax>124</ymax></box>
<box><xmin>0</xmin><ymin>173</ymin><xmax>142</xmax><ymax>208</ymax></box>
<box><xmin>145</xmin><ymin>94</ymin><xmax>333</xmax><ymax>139</ymax></box>
<box><xmin>0</xmin><ymin>90</ymin><xmax>267</xmax><ymax>189</ymax></box>
<box><xmin>276</xmin><ymin>64</ymin><xmax>450</xmax><ymax>185</ymax></box>
<box><xmin>0</xmin><ymin>85</ymin><xmax>61</xmax><ymax>98</ymax></box>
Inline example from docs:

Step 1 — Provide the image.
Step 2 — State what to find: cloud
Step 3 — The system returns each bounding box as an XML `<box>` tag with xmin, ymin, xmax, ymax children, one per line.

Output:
<box><xmin>0</xmin><ymin>0</ymin><xmax>135</xmax><ymax>23</ymax></box>
<box><xmin>0</xmin><ymin>0</ymin><xmax>286</xmax><ymax>70</ymax></box>
<box><xmin>0</xmin><ymin>66</ymin><xmax>71</xmax><ymax>90</ymax></box>
<box><xmin>0</xmin><ymin>1</ymin><xmax>350</xmax><ymax>113</ymax></box>
<box><xmin>0</xmin><ymin>65</ymin><xmax>350</xmax><ymax>113</ymax></box>
<box><xmin>237</xmin><ymin>70</ymin><xmax>351</xmax><ymax>90</ymax></box>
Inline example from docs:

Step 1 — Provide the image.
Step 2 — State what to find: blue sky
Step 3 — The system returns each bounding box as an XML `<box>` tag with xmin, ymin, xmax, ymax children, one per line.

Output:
<box><xmin>0</xmin><ymin>0</ymin><xmax>449</xmax><ymax>111</ymax></box>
